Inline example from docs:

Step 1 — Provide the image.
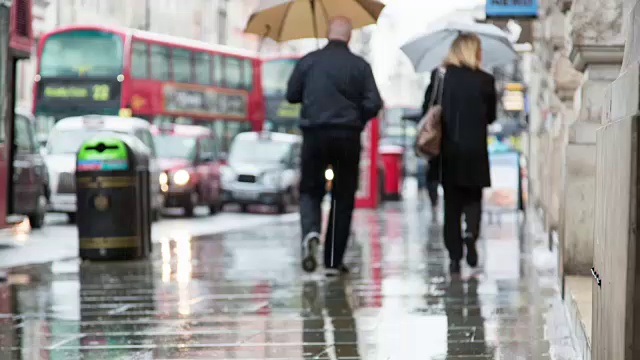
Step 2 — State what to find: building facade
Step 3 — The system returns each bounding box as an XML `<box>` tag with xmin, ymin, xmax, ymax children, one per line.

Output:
<box><xmin>526</xmin><ymin>0</ymin><xmax>628</xmax><ymax>358</ymax></box>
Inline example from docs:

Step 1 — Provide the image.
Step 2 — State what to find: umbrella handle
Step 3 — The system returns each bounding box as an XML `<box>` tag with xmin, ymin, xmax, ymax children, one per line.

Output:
<box><xmin>257</xmin><ymin>25</ymin><xmax>272</xmax><ymax>53</ymax></box>
<box><xmin>310</xmin><ymin>0</ymin><xmax>320</xmax><ymax>49</ymax></box>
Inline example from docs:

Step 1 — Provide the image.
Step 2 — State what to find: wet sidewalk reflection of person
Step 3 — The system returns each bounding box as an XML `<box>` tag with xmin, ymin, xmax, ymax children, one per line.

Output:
<box><xmin>445</xmin><ymin>278</ymin><xmax>490</xmax><ymax>358</ymax></box>
<box><xmin>302</xmin><ymin>280</ymin><xmax>360</xmax><ymax>359</ymax></box>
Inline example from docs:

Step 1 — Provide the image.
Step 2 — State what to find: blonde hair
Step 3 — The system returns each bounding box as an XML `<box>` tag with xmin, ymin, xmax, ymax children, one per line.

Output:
<box><xmin>443</xmin><ymin>33</ymin><xmax>481</xmax><ymax>69</ymax></box>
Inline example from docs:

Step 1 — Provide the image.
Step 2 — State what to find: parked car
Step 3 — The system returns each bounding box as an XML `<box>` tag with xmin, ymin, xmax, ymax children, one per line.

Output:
<box><xmin>220</xmin><ymin>131</ymin><xmax>301</xmax><ymax>213</ymax></box>
<box><xmin>151</xmin><ymin>124</ymin><xmax>223</xmax><ymax>217</ymax></box>
<box><xmin>44</xmin><ymin>115</ymin><xmax>164</xmax><ymax>223</ymax></box>
<box><xmin>13</xmin><ymin>110</ymin><xmax>49</xmax><ymax>228</ymax></box>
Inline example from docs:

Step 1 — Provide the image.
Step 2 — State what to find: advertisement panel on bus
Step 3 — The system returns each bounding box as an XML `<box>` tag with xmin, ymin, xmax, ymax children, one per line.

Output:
<box><xmin>33</xmin><ymin>25</ymin><xmax>264</xmax><ymax>151</ymax></box>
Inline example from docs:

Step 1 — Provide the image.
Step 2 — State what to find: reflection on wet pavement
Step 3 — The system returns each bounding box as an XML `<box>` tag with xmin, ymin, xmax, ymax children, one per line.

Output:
<box><xmin>0</xmin><ymin>201</ymin><xmax>577</xmax><ymax>359</ymax></box>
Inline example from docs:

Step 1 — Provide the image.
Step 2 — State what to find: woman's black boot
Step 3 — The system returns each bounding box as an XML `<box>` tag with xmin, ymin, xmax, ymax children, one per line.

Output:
<box><xmin>464</xmin><ymin>236</ymin><xmax>478</xmax><ymax>268</ymax></box>
<box><xmin>449</xmin><ymin>261</ymin><xmax>461</xmax><ymax>274</ymax></box>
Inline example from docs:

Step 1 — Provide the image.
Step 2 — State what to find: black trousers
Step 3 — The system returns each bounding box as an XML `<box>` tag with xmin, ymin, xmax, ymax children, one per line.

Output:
<box><xmin>299</xmin><ymin>129</ymin><xmax>361</xmax><ymax>269</ymax></box>
<box><xmin>443</xmin><ymin>185</ymin><xmax>482</xmax><ymax>261</ymax></box>
<box><xmin>427</xmin><ymin>180</ymin><xmax>439</xmax><ymax>207</ymax></box>
<box><xmin>426</xmin><ymin>156</ymin><xmax>441</xmax><ymax>207</ymax></box>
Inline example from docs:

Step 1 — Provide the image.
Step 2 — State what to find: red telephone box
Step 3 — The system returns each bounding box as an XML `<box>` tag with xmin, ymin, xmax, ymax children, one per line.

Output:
<box><xmin>0</xmin><ymin>0</ymin><xmax>32</xmax><ymax>229</ymax></box>
<box><xmin>355</xmin><ymin>118</ymin><xmax>380</xmax><ymax>208</ymax></box>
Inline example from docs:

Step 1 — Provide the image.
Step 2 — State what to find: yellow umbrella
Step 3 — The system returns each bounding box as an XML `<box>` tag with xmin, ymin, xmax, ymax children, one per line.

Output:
<box><xmin>244</xmin><ymin>0</ymin><xmax>385</xmax><ymax>42</ymax></box>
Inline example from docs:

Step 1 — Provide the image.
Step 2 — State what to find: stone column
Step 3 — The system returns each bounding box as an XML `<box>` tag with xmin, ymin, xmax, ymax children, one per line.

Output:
<box><xmin>562</xmin><ymin>0</ymin><xmax>624</xmax><ymax>276</ymax></box>
<box><xmin>592</xmin><ymin>0</ymin><xmax>640</xmax><ymax>358</ymax></box>
<box><xmin>532</xmin><ymin>4</ymin><xmax>572</xmax><ymax>232</ymax></box>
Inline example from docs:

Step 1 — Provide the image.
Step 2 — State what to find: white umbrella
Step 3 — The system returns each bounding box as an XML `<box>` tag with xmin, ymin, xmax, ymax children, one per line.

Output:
<box><xmin>401</xmin><ymin>21</ymin><xmax>518</xmax><ymax>73</ymax></box>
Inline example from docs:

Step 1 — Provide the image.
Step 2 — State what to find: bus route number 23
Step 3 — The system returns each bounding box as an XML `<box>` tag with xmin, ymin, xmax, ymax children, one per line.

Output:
<box><xmin>92</xmin><ymin>85</ymin><xmax>111</xmax><ymax>101</ymax></box>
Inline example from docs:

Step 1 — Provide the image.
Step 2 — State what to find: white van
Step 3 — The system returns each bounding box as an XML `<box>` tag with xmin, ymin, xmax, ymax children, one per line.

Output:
<box><xmin>44</xmin><ymin>115</ymin><xmax>164</xmax><ymax>222</ymax></box>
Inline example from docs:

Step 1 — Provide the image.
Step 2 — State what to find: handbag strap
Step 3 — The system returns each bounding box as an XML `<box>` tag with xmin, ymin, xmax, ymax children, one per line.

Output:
<box><xmin>428</xmin><ymin>67</ymin><xmax>446</xmax><ymax>108</ymax></box>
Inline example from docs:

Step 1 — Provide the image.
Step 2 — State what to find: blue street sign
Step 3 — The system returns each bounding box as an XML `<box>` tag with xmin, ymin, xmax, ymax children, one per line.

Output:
<box><xmin>486</xmin><ymin>0</ymin><xmax>538</xmax><ymax>18</ymax></box>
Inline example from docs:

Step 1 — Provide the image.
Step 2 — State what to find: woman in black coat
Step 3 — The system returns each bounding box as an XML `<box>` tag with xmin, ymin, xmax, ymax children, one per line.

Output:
<box><xmin>424</xmin><ymin>33</ymin><xmax>497</xmax><ymax>274</ymax></box>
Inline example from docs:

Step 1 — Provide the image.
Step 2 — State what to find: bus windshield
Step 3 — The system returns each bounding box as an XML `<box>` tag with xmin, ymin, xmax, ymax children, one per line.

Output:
<box><xmin>40</xmin><ymin>30</ymin><xmax>124</xmax><ymax>77</ymax></box>
<box><xmin>262</xmin><ymin>59</ymin><xmax>298</xmax><ymax>97</ymax></box>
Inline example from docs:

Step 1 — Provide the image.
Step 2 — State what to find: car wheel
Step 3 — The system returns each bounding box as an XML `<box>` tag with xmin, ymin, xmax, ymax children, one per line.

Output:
<box><xmin>277</xmin><ymin>189</ymin><xmax>293</xmax><ymax>214</ymax></box>
<box><xmin>209</xmin><ymin>201</ymin><xmax>223</xmax><ymax>215</ymax></box>
<box><xmin>183</xmin><ymin>192</ymin><xmax>198</xmax><ymax>217</ymax></box>
<box><xmin>28</xmin><ymin>193</ymin><xmax>47</xmax><ymax>229</ymax></box>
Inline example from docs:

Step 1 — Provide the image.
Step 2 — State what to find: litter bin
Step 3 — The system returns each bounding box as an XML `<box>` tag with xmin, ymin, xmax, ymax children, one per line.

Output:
<box><xmin>76</xmin><ymin>134</ymin><xmax>152</xmax><ymax>261</ymax></box>
<box><xmin>379</xmin><ymin>145</ymin><xmax>404</xmax><ymax>201</ymax></box>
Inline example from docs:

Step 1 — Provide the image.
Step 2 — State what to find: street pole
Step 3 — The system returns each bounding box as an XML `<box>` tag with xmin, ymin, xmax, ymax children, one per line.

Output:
<box><xmin>55</xmin><ymin>0</ymin><xmax>60</xmax><ymax>26</ymax></box>
<box><xmin>144</xmin><ymin>0</ymin><xmax>150</xmax><ymax>31</ymax></box>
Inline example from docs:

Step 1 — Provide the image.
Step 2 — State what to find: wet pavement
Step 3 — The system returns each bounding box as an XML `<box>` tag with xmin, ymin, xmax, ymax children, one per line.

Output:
<box><xmin>0</xmin><ymin>209</ymin><xmax>297</xmax><ymax>269</ymax></box>
<box><xmin>0</xmin><ymin>198</ymin><xmax>577</xmax><ymax>359</ymax></box>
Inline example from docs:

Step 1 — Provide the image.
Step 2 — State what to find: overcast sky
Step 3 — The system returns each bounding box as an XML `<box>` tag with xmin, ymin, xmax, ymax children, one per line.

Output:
<box><xmin>379</xmin><ymin>0</ymin><xmax>486</xmax><ymax>44</ymax></box>
<box><xmin>368</xmin><ymin>0</ymin><xmax>486</xmax><ymax>105</ymax></box>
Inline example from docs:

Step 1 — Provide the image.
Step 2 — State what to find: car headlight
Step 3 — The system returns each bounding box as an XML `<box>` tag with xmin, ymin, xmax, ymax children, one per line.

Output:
<box><xmin>173</xmin><ymin>170</ymin><xmax>190</xmax><ymax>186</ymax></box>
<box><xmin>159</xmin><ymin>172</ymin><xmax>168</xmax><ymax>185</ymax></box>
<box><xmin>220</xmin><ymin>166</ymin><xmax>235</xmax><ymax>185</ymax></box>
<box><xmin>262</xmin><ymin>171</ymin><xmax>281</xmax><ymax>188</ymax></box>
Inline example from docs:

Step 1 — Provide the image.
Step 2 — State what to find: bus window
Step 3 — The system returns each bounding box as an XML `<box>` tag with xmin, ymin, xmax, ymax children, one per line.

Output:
<box><xmin>172</xmin><ymin>48</ymin><xmax>192</xmax><ymax>83</ymax></box>
<box><xmin>150</xmin><ymin>44</ymin><xmax>170</xmax><ymax>81</ymax></box>
<box><xmin>213</xmin><ymin>55</ymin><xmax>223</xmax><ymax>86</ymax></box>
<box><xmin>131</xmin><ymin>41</ymin><xmax>148</xmax><ymax>79</ymax></box>
<box><xmin>225</xmin><ymin>57</ymin><xmax>242</xmax><ymax>89</ymax></box>
<box><xmin>195</xmin><ymin>52</ymin><xmax>211</xmax><ymax>85</ymax></box>
<box><xmin>242</xmin><ymin>59</ymin><xmax>253</xmax><ymax>90</ymax></box>
<box><xmin>224</xmin><ymin>121</ymin><xmax>241</xmax><ymax>152</ymax></box>
<box><xmin>174</xmin><ymin>117</ymin><xmax>193</xmax><ymax>125</ymax></box>
<box><xmin>153</xmin><ymin>115</ymin><xmax>172</xmax><ymax>126</ymax></box>
<box><xmin>40</xmin><ymin>30</ymin><xmax>124</xmax><ymax>77</ymax></box>
<box><xmin>262</xmin><ymin>59</ymin><xmax>297</xmax><ymax>97</ymax></box>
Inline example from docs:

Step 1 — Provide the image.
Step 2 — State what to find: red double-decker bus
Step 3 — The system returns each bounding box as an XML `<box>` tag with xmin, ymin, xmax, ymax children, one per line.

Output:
<box><xmin>33</xmin><ymin>24</ymin><xmax>264</xmax><ymax>152</ymax></box>
<box><xmin>261</xmin><ymin>56</ymin><xmax>301</xmax><ymax>135</ymax></box>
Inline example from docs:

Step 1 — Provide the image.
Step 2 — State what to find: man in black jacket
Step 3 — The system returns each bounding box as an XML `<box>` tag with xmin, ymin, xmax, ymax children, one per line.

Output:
<box><xmin>286</xmin><ymin>16</ymin><xmax>382</xmax><ymax>276</ymax></box>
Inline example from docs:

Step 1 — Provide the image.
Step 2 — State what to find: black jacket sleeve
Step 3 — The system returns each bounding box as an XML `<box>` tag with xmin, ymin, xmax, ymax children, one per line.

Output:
<box><xmin>286</xmin><ymin>56</ymin><xmax>309</xmax><ymax>104</ymax></box>
<box><xmin>360</xmin><ymin>63</ymin><xmax>383</xmax><ymax>122</ymax></box>
<box><xmin>485</xmin><ymin>74</ymin><xmax>497</xmax><ymax>124</ymax></box>
<box><xmin>421</xmin><ymin>69</ymin><xmax>437</xmax><ymax>117</ymax></box>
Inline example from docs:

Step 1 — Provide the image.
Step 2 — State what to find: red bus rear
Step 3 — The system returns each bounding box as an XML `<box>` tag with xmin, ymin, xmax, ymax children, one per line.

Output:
<box><xmin>262</xmin><ymin>56</ymin><xmax>301</xmax><ymax>134</ymax></box>
<box><xmin>33</xmin><ymin>24</ymin><xmax>264</xmax><ymax>152</ymax></box>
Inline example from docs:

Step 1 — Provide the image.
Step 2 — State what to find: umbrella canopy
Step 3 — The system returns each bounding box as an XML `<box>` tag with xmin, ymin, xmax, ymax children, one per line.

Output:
<box><xmin>244</xmin><ymin>0</ymin><xmax>385</xmax><ymax>42</ymax></box>
<box><xmin>401</xmin><ymin>21</ymin><xmax>518</xmax><ymax>73</ymax></box>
